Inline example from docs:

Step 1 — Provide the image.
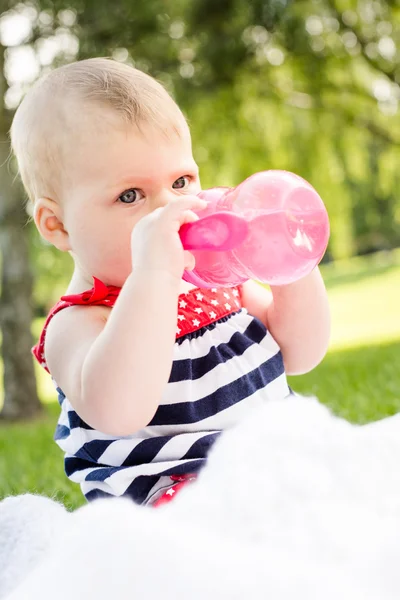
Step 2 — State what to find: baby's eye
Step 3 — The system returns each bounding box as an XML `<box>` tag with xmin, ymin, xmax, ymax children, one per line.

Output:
<box><xmin>117</xmin><ymin>189</ymin><xmax>143</xmax><ymax>204</ymax></box>
<box><xmin>172</xmin><ymin>176</ymin><xmax>191</xmax><ymax>190</ymax></box>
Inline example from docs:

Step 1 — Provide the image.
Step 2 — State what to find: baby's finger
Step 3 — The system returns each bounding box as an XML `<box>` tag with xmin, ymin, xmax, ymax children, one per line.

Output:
<box><xmin>179</xmin><ymin>209</ymin><xmax>203</xmax><ymax>226</ymax></box>
<box><xmin>163</xmin><ymin>196</ymin><xmax>208</xmax><ymax>217</ymax></box>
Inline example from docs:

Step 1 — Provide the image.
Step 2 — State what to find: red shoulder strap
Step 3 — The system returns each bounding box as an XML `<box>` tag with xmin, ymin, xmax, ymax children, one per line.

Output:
<box><xmin>32</xmin><ymin>278</ymin><xmax>121</xmax><ymax>373</ymax></box>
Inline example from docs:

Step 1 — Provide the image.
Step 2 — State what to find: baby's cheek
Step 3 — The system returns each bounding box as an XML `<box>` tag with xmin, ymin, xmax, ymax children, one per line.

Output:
<box><xmin>101</xmin><ymin>239</ymin><xmax>133</xmax><ymax>282</ymax></box>
<box><xmin>76</xmin><ymin>215</ymin><xmax>133</xmax><ymax>282</ymax></box>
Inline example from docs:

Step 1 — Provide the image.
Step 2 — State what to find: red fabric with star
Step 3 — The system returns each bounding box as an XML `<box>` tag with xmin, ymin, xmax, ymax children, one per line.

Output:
<box><xmin>32</xmin><ymin>278</ymin><xmax>242</xmax><ymax>373</ymax></box>
<box><xmin>152</xmin><ymin>474</ymin><xmax>197</xmax><ymax>507</ymax></box>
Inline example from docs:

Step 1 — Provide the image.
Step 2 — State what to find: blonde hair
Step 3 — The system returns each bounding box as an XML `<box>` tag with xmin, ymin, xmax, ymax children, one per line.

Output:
<box><xmin>10</xmin><ymin>58</ymin><xmax>186</xmax><ymax>207</ymax></box>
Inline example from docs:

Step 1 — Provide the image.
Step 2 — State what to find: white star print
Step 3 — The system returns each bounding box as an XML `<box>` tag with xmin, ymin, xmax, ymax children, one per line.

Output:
<box><xmin>209</xmin><ymin>311</ymin><xmax>217</xmax><ymax>319</ymax></box>
<box><xmin>194</xmin><ymin>307</ymin><xmax>203</xmax><ymax>314</ymax></box>
<box><xmin>232</xmin><ymin>289</ymin><xmax>239</xmax><ymax>297</ymax></box>
<box><xmin>210</xmin><ymin>299</ymin><xmax>219</xmax><ymax>306</ymax></box>
<box><xmin>225</xmin><ymin>303</ymin><xmax>231</xmax><ymax>310</ymax></box>
<box><xmin>211</xmin><ymin>288</ymin><xmax>217</xmax><ymax>293</ymax></box>
<box><xmin>179</xmin><ymin>299</ymin><xmax>187</xmax><ymax>308</ymax></box>
<box><xmin>192</xmin><ymin>318</ymin><xmax>200</xmax><ymax>327</ymax></box>
<box><xmin>166</xmin><ymin>488</ymin><xmax>176</xmax><ymax>496</ymax></box>
<box><xmin>177</xmin><ymin>314</ymin><xmax>186</xmax><ymax>321</ymax></box>
<box><xmin>176</xmin><ymin>326</ymin><xmax>181</xmax><ymax>334</ymax></box>
<box><xmin>223</xmin><ymin>292</ymin><xmax>230</xmax><ymax>299</ymax></box>
<box><xmin>196</xmin><ymin>292</ymin><xmax>204</xmax><ymax>301</ymax></box>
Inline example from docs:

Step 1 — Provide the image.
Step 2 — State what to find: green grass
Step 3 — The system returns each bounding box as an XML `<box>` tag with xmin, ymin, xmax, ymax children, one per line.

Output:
<box><xmin>1</xmin><ymin>252</ymin><xmax>400</xmax><ymax>509</ymax></box>
<box><xmin>0</xmin><ymin>403</ymin><xmax>85</xmax><ymax>509</ymax></box>
<box><xmin>324</xmin><ymin>259</ymin><xmax>400</xmax><ymax>350</ymax></box>
<box><xmin>288</xmin><ymin>340</ymin><xmax>400</xmax><ymax>424</ymax></box>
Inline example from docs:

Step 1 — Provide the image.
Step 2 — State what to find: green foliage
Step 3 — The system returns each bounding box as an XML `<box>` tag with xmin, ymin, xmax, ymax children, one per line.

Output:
<box><xmin>2</xmin><ymin>0</ymin><xmax>400</xmax><ymax>290</ymax></box>
<box><xmin>29</xmin><ymin>225</ymin><xmax>73</xmax><ymax>312</ymax></box>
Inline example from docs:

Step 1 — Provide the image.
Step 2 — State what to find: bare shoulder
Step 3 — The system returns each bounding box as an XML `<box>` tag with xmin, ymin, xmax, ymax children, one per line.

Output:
<box><xmin>44</xmin><ymin>304</ymin><xmax>110</xmax><ymax>407</ymax></box>
<box><xmin>240</xmin><ymin>280</ymin><xmax>273</xmax><ymax>327</ymax></box>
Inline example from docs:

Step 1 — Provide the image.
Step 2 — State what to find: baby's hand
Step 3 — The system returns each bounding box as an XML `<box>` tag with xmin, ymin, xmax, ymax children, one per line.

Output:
<box><xmin>130</xmin><ymin>197</ymin><xmax>208</xmax><ymax>281</ymax></box>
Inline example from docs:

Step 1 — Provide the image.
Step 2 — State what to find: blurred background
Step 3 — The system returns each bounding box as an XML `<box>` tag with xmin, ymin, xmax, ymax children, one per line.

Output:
<box><xmin>0</xmin><ymin>0</ymin><xmax>399</xmax><ymax>506</ymax></box>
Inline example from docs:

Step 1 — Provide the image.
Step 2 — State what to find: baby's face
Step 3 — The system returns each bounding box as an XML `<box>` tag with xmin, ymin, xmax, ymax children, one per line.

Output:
<box><xmin>60</xmin><ymin>116</ymin><xmax>200</xmax><ymax>287</ymax></box>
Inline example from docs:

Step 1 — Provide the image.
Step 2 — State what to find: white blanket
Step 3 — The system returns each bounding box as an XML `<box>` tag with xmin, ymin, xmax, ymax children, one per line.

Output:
<box><xmin>2</xmin><ymin>395</ymin><xmax>400</xmax><ymax>600</ymax></box>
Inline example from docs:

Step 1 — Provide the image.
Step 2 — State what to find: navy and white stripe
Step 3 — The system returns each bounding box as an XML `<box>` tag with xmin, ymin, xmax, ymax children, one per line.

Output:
<box><xmin>54</xmin><ymin>307</ymin><xmax>290</xmax><ymax>505</ymax></box>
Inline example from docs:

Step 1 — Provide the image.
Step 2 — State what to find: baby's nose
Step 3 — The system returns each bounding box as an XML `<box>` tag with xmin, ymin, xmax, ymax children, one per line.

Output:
<box><xmin>153</xmin><ymin>189</ymin><xmax>177</xmax><ymax>209</ymax></box>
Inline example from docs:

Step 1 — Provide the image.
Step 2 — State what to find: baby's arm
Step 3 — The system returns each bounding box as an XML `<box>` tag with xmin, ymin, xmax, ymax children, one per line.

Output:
<box><xmin>46</xmin><ymin>272</ymin><xmax>180</xmax><ymax>436</ymax></box>
<box><xmin>241</xmin><ymin>268</ymin><xmax>330</xmax><ymax>375</ymax></box>
<box><xmin>45</xmin><ymin>197</ymin><xmax>207</xmax><ymax>436</ymax></box>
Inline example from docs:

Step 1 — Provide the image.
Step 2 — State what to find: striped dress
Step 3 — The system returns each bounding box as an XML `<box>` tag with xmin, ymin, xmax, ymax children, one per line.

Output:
<box><xmin>33</xmin><ymin>278</ymin><xmax>291</xmax><ymax>505</ymax></box>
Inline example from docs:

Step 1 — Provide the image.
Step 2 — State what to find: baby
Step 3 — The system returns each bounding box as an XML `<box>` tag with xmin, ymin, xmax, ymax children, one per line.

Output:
<box><xmin>11</xmin><ymin>58</ymin><xmax>330</xmax><ymax>506</ymax></box>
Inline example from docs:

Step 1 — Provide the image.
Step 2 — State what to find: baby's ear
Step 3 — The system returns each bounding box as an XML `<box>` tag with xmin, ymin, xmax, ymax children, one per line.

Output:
<box><xmin>33</xmin><ymin>198</ymin><xmax>71</xmax><ymax>252</ymax></box>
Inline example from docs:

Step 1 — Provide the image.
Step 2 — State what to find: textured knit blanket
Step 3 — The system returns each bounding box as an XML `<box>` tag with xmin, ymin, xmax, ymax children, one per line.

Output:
<box><xmin>2</xmin><ymin>395</ymin><xmax>400</xmax><ymax>600</ymax></box>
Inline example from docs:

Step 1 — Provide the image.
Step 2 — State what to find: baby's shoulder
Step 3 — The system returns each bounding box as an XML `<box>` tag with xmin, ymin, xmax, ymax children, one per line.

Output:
<box><xmin>45</xmin><ymin>302</ymin><xmax>109</xmax><ymax>348</ymax></box>
<box><xmin>48</xmin><ymin>301</ymin><xmax>109</xmax><ymax>331</ymax></box>
<box><xmin>41</xmin><ymin>303</ymin><xmax>110</xmax><ymax>375</ymax></box>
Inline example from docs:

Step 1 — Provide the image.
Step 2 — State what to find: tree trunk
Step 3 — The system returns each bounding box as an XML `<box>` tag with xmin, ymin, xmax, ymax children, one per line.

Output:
<box><xmin>0</xmin><ymin>43</ymin><xmax>42</xmax><ymax>420</ymax></box>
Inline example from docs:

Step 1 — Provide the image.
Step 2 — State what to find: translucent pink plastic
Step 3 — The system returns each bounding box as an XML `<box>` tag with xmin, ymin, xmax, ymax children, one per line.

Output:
<box><xmin>179</xmin><ymin>170</ymin><xmax>330</xmax><ymax>288</ymax></box>
<box><xmin>179</xmin><ymin>211</ymin><xmax>249</xmax><ymax>252</ymax></box>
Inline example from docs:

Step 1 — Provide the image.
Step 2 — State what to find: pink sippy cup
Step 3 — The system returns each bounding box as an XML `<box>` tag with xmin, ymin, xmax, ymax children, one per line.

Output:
<box><xmin>179</xmin><ymin>170</ymin><xmax>330</xmax><ymax>288</ymax></box>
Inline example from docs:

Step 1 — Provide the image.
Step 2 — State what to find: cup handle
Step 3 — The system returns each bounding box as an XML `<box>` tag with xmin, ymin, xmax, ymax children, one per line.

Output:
<box><xmin>180</xmin><ymin>211</ymin><xmax>249</xmax><ymax>252</ymax></box>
